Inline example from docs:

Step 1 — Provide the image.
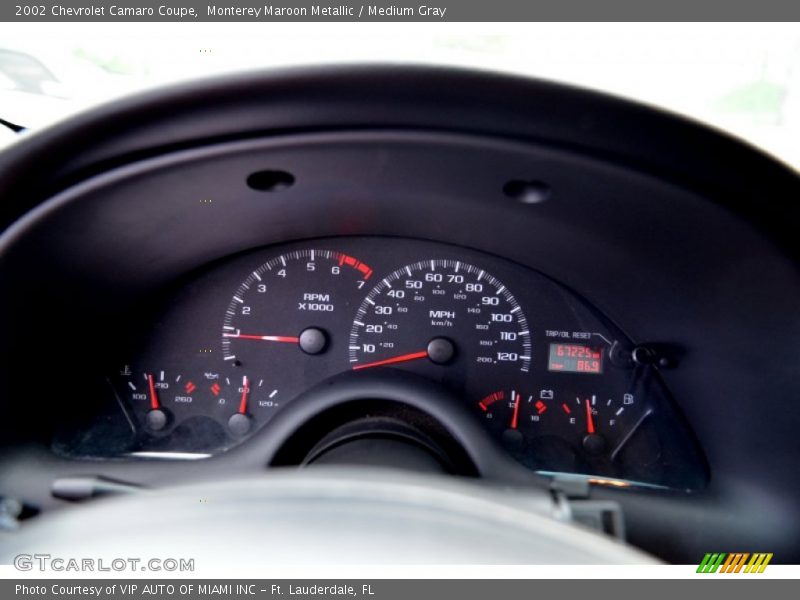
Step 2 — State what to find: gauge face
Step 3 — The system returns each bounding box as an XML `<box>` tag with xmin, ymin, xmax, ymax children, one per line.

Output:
<box><xmin>349</xmin><ymin>260</ymin><xmax>531</xmax><ymax>395</ymax></box>
<box><xmin>222</xmin><ymin>249</ymin><xmax>371</xmax><ymax>364</ymax></box>
<box><xmin>478</xmin><ymin>388</ymin><xmax>575</xmax><ymax>472</ymax></box>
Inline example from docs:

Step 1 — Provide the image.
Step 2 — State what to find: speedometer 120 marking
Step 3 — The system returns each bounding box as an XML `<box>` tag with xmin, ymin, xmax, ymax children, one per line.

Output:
<box><xmin>349</xmin><ymin>260</ymin><xmax>532</xmax><ymax>373</ymax></box>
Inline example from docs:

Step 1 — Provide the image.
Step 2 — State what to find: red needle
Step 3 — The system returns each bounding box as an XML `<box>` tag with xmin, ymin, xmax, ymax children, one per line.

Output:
<box><xmin>510</xmin><ymin>390</ymin><xmax>522</xmax><ymax>430</ymax></box>
<box><xmin>585</xmin><ymin>399</ymin><xmax>596</xmax><ymax>434</ymax></box>
<box><xmin>147</xmin><ymin>374</ymin><xmax>159</xmax><ymax>410</ymax></box>
<box><xmin>352</xmin><ymin>350</ymin><xmax>429</xmax><ymax>371</ymax></box>
<box><xmin>223</xmin><ymin>333</ymin><xmax>299</xmax><ymax>343</ymax></box>
<box><xmin>238</xmin><ymin>376</ymin><xmax>249</xmax><ymax>414</ymax></box>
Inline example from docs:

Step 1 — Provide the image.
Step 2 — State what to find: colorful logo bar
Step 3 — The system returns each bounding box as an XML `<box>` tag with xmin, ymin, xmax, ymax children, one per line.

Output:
<box><xmin>697</xmin><ymin>553</ymin><xmax>773</xmax><ymax>573</ymax></box>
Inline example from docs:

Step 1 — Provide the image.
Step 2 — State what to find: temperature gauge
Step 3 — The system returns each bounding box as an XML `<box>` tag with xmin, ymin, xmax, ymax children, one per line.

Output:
<box><xmin>123</xmin><ymin>369</ymin><xmax>198</xmax><ymax>432</ymax></box>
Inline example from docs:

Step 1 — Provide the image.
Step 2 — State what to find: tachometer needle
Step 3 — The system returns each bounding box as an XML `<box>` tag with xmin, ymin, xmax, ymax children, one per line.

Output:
<box><xmin>510</xmin><ymin>390</ymin><xmax>522</xmax><ymax>430</ymax></box>
<box><xmin>352</xmin><ymin>350</ymin><xmax>429</xmax><ymax>371</ymax></box>
<box><xmin>223</xmin><ymin>333</ymin><xmax>300</xmax><ymax>343</ymax></box>
<box><xmin>585</xmin><ymin>399</ymin><xmax>596</xmax><ymax>434</ymax></box>
<box><xmin>238</xmin><ymin>376</ymin><xmax>250</xmax><ymax>414</ymax></box>
<box><xmin>147</xmin><ymin>374</ymin><xmax>160</xmax><ymax>410</ymax></box>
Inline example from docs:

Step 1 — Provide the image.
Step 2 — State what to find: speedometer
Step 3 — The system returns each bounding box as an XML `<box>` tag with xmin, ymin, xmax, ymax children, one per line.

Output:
<box><xmin>349</xmin><ymin>260</ymin><xmax>531</xmax><ymax>388</ymax></box>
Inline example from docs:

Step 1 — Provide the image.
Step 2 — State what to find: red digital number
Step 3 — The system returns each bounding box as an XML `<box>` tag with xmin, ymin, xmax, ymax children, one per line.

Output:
<box><xmin>577</xmin><ymin>360</ymin><xmax>600</xmax><ymax>373</ymax></box>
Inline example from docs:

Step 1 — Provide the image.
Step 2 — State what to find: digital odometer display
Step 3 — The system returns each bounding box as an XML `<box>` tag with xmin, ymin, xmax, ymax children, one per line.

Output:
<box><xmin>548</xmin><ymin>343</ymin><xmax>603</xmax><ymax>374</ymax></box>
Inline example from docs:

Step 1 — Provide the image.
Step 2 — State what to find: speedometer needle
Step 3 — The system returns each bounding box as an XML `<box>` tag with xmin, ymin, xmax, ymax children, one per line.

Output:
<box><xmin>223</xmin><ymin>333</ymin><xmax>300</xmax><ymax>343</ymax></box>
<box><xmin>352</xmin><ymin>350</ymin><xmax>429</xmax><ymax>371</ymax></box>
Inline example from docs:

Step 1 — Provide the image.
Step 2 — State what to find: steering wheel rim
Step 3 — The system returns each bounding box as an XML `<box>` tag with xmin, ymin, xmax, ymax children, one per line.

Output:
<box><xmin>0</xmin><ymin>469</ymin><xmax>658</xmax><ymax>565</ymax></box>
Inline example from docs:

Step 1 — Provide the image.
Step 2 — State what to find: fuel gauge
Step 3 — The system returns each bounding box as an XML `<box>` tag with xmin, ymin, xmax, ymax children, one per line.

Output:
<box><xmin>560</xmin><ymin>392</ymin><xmax>638</xmax><ymax>456</ymax></box>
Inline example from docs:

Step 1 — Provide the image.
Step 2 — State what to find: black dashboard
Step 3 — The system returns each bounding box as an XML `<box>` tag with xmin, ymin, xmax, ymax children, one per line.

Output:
<box><xmin>0</xmin><ymin>66</ymin><xmax>798</xmax><ymax>563</ymax></box>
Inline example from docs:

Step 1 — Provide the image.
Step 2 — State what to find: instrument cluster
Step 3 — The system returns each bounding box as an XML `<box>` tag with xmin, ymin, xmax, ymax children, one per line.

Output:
<box><xmin>53</xmin><ymin>237</ymin><xmax>707</xmax><ymax>490</ymax></box>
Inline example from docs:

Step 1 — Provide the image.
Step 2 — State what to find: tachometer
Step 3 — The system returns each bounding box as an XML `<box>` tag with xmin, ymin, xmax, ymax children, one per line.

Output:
<box><xmin>222</xmin><ymin>249</ymin><xmax>372</xmax><ymax>364</ymax></box>
<box><xmin>349</xmin><ymin>260</ymin><xmax>531</xmax><ymax>391</ymax></box>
